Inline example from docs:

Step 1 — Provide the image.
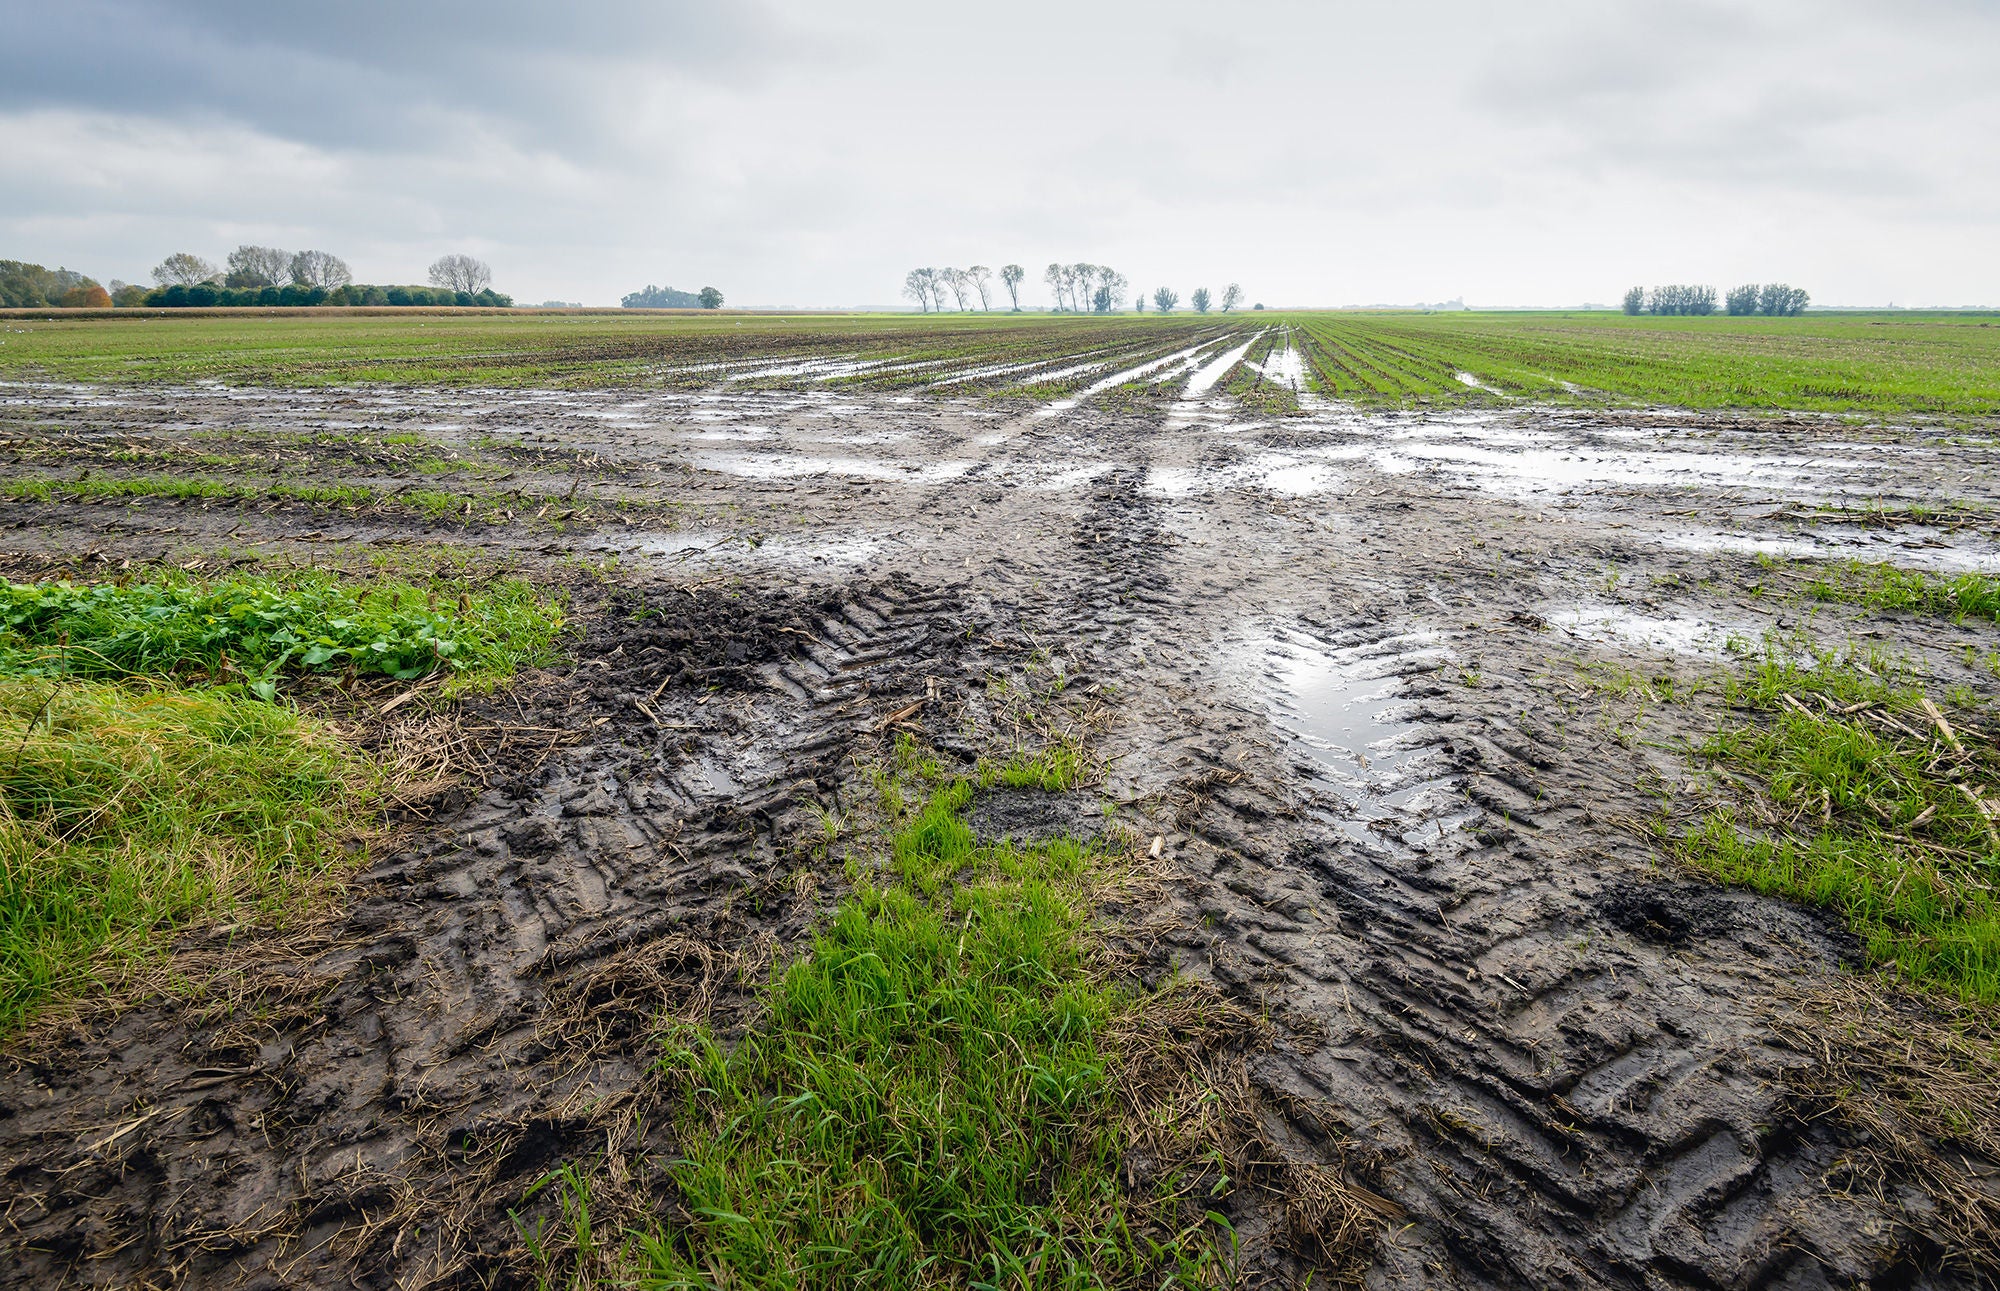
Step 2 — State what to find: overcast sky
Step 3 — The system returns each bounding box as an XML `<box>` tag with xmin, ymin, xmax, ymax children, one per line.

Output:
<box><xmin>3</xmin><ymin>0</ymin><xmax>1995</xmax><ymax>308</ymax></box>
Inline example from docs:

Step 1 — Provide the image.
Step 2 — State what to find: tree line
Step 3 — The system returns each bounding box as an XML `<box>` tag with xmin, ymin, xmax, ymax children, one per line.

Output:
<box><xmin>621</xmin><ymin>285</ymin><xmax>724</xmax><ymax>309</ymax></box>
<box><xmin>902</xmin><ymin>264</ymin><xmax>1246</xmax><ymax>314</ymax></box>
<box><xmin>0</xmin><ymin>247</ymin><xmax>512</xmax><ymax>309</ymax></box>
<box><xmin>1622</xmin><ymin>282</ymin><xmax>1809</xmax><ymax>317</ymax></box>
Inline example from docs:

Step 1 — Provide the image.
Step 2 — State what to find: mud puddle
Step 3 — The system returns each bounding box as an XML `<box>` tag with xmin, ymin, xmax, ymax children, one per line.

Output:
<box><xmin>1240</xmin><ymin>626</ymin><xmax>1472</xmax><ymax>849</ymax></box>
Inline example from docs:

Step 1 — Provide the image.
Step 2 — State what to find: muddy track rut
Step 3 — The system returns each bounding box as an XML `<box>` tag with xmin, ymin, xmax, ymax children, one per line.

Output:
<box><xmin>1</xmin><ymin>379</ymin><xmax>1996</xmax><ymax>1287</ymax></box>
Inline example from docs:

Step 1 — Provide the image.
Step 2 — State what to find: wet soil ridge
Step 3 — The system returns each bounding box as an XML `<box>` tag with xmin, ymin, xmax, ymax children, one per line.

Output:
<box><xmin>0</xmin><ymin>577</ymin><xmax>963</xmax><ymax>1287</ymax></box>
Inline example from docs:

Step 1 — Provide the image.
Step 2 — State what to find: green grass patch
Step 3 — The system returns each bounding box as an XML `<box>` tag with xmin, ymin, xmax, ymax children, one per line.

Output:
<box><xmin>0</xmin><ymin>571</ymin><xmax>564</xmax><ymax>697</ymax></box>
<box><xmin>1680</xmin><ymin>647</ymin><xmax>2000</xmax><ymax>1002</ymax></box>
<box><xmin>1805</xmin><ymin>562</ymin><xmax>2000</xmax><ymax>624</ymax></box>
<box><xmin>611</xmin><ymin>750</ymin><xmax>1232</xmax><ymax>1287</ymax></box>
<box><xmin>0</xmin><ymin>677</ymin><xmax>371</xmax><ymax>1030</ymax></box>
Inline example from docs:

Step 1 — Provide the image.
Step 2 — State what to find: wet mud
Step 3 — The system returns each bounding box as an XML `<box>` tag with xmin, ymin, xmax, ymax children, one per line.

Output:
<box><xmin>1</xmin><ymin>377</ymin><xmax>1996</xmax><ymax>1287</ymax></box>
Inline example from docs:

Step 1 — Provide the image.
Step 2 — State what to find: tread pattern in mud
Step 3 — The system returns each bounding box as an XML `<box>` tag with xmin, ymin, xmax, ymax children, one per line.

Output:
<box><xmin>0</xmin><ymin>576</ymin><xmax>964</xmax><ymax>1289</ymax></box>
<box><xmin>1139</xmin><ymin>622</ymin><xmax>1962</xmax><ymax>1288</ymax></box>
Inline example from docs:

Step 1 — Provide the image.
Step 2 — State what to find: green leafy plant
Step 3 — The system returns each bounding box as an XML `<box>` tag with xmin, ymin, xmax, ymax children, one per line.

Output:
<box><xmin>0</xmin><ymin>572</ymin><xmax>563</xmax><ymax>697</ymax></box>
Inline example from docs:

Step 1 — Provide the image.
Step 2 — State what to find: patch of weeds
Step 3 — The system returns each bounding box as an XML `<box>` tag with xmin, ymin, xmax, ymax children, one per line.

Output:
<box><xmin>1679</xmin><ymin>644</ymin><xmax>2000</xmax><ymax>1002</ymax></box>
<box><xmin>628</xmin><ymin>754</ymin><xmax>1239</xmax><ymax>1286</ymax></box>
<box><xmin>0</xmin><ymin>571</ymin><xmax>564</xmax><ymax>697</ymax></box>
<box><xmin>1805</xmin><ymin>562</ymin><xmax>2000</xmax><ymax>625</ymax></box>
<box><xmin>0</xmin><ymin>676</ymin><xmax>372</xmax><ymax>1030</ymax></box>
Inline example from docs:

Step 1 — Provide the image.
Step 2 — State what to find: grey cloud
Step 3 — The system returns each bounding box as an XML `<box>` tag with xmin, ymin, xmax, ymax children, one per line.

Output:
<box><xmin>0</xmin><ymin>0</ymin><xmax>789</xmax><ymax>151</ymax></box>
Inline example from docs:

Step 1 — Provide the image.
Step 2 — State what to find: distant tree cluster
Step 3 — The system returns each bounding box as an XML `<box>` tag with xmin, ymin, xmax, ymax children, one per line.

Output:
<box><xmin>0</xmin><ymin>260</ymin><xmax>108</xmax><ymax>308</ymax></box>
<box><xmin>117</xmin><ymin>246</ymin><xmax>508</xmax><ymax>307</ymax></box>
<box><xmin>901</xmin><ymin>265</ymin><xmax>1244</xmax><ymax>315</ymax></box>
<box><xmin>1623</xmin><ymin>282</ymin><xmax>1807</xmax><ymax>317</ymax></box>
<box><xmin>142</xmin><ymin>282</ymin><xmax>512</xmax><ymax>308</ymax></box>
<box><xmin>1623</xmin><ymin>284</ymin><xmax>1719</xmax><ymax>316</ymax></box>
<box><xmin>1145</xmin><ymin>283</ymin><xmax>1243</xmax><ymax>315</ymax></box>
<box><xmin>1726</xmin><ymin>283</ymin><xmax>1810</xmax><ymax>316</ymax></box>
<box><xmin>622</xmin><ymin>284</ymin><xmax>724</xmax><ymax>309</ymax></box>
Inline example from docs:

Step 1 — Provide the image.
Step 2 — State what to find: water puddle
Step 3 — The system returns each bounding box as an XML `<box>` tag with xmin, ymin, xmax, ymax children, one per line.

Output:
<box><xmin>1239</xmin><ymin>627</ymin><xmax>1472</xmax><ymax>851</ymax></box>
<box><xmin>1036</xmin><ymin>338</ymin><xmax>1230</xmax><ymax>416</ymax></box>
<box><xmin>1659</xmin><ymin>528</ymin><xmax>2000</xmax><ymax>574</ymax></box>
<box><xmin>630</xmin><ymin>530</ymin><xmax>887</xmax><ymax>570</ymax></box>
<box><xmin>1181</xmin><ymin>332</ymin><xmax>1261</xmax><ymax>398</ymax></box>
<box><xmin>689</xmin><ymin>450</ymin><xmax>975</xmax><ymax>483</ymax></box>
<box><xmin>1544</xmin><ymin>603</ymin><xmax>1751</xmax><ymax>658</ymax></box>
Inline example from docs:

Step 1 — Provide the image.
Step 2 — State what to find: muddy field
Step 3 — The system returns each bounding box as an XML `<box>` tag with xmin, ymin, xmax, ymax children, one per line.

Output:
<box><xmin>2</xmin><ymin>345</ymin><xmax>1997</xmax><ymax>1288</ymax></box>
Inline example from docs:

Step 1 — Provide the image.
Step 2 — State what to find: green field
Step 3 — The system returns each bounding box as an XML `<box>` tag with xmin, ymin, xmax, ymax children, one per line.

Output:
<box><xmin>1288</xmin><ymin>312</ymin><xmax>2000</xmax><ymax>415</ymax></box>
<box><xmin>0</xmin><ymin>308</ymin><xmax>1995</xmax><ymax>415</ymax></box>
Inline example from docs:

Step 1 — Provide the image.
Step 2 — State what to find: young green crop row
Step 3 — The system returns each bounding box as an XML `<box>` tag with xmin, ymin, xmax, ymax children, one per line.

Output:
<box><xmin>1285</xmin><ymin>312</ymin><xmax>2000</xmax><ymax>415</ymax></box>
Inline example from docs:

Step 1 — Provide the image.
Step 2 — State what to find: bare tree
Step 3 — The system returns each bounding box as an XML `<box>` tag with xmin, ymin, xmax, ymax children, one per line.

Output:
<box><xmin>1069</xmin><ymin>263</ymin><xmax>1096</xmax><ymax>313</ymax></box>
<box><xmin>904</xmin><ymin>269</ymin><xmax>932</xmax><ymax>312</ymax></box>
<box><xmin>940</xmin><ymin>267</ymin><xmax>971</xmax><ymax>311</ymax></box>
<box><xmin>966</xmin><ymin>265</ymin><xmax>993</xmax><ymax>310</ymax></box>
<box><xmin>1093</xmin><ymin>267</ymin><xmax>1128</xmax><ymax>313</ymax></box>
<box><xmin>226</xmin><ymin>244</ymin><xmax>291</xmax><ymax>288</ymax></box>
<box><xmin>1191</xmin><ymin>287</ymin><xmax>1212</xmax><ymax>314</ymax></box>
<box><xmin>290</xmin><ymin>250</ymin><xmax>352</xmax><ymax>291</ymax></box>
<box><xmin>1153</xmin><ymin>286</ymin><xmax>1178</xmax><ymax>314</ymax></box>
<box><xmin>1044</xmin><ymin>263</ymin><xmax>1066</xmax><ymax>311</ymax></box>
<box><xmin>1000</xmin><ymin>264</ymin><xmax>1025</xmax><ymax>310</ymax></box>
<box><xmin>428</xmin><ymin>254</ymin><xmax>491</xmax><ymax>294</ymax></box>
<box><xmin>151</xmin><ymin>252</ymin><xmax>220</xmax><ymax>287</ymax></box>
<box><xmin>1220</xmin><ymin>283</ymin><xmax>1243</xmax><ymax>313</ymax></box>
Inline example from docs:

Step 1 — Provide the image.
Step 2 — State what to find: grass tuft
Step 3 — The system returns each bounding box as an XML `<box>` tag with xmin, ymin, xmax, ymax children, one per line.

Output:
<box><xmin>1805</xmin><ymin>562</ymin><xmax>2000</xmax><ymax>624</ymax></box>
<box><xmin>627</xmin><ymin>759</ymin><xmax>1234</xmax><ymax>1287</ymax></box>
<box><xmin>1679</xmin><ymin>646</ymin><xmax>2000</xmax><ymax>1002</ymax></box>
<box><xmin>0</xmin><ymin>677</ymin><xmax>369</xmax><ymax>1029</ymax></box>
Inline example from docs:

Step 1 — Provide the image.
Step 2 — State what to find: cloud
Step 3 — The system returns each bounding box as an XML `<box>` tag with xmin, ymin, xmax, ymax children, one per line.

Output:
<box><xmin>1</xmin><ymin>0</ymin><xmax>1995</xmax><ymax>306</ymax></box>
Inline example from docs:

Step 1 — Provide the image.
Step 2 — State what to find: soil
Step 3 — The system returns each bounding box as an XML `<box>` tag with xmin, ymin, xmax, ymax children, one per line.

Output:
<box><xmin>1</xmin><ymin>376</ymin><xmax>1996</xmax><ymax>1288</ymax></box>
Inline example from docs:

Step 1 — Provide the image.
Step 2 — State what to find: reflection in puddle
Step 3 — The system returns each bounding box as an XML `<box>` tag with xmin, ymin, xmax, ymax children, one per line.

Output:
<box><xmin>1242</xmin><ymin>627</ymin><xmax>1473</xmax><ymax>851</ymax></box>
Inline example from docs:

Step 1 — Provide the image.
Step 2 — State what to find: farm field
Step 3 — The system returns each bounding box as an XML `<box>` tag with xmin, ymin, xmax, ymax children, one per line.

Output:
<box><xmin>0</xmin><ymin>312</ymin><xmax>1997</xmax><ymax>1289</ymax></box>
<box><xmin>4</xmin><ymin>308</ymin><xmax>2000</xmax><ymax>415</ymax></box>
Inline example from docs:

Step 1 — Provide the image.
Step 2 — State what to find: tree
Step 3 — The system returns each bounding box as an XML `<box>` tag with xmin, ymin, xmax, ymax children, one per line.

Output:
<box><xmin>1191</xmin><ymin>287</ymin><xmax>1212</xmax><ymax>314</ymax></box>
<box><xmin>1153</xmin><ymin>287</ymin><xmax>1178</xmax><ymax>313</ymax></box>
<box><xmin>290</xmin><ymin>250</ymin><xmax>352</xmax><ymax>290</ymax></box>
<box><xmin>1069</xmin><ymin>263</ymin><xmax>1096</xmax><ymax>313</ymax></box>
<box><xmin>1725</xmin><ymin>284</ymin><xmax>1759</xmax><ymax>316</ymax></box>
<box><xmin>1644</xmin><ymin>284</ymin><xmax>1717</xmax><ymax>316</ymax></box>
<box><xmin>60</xmin><ymin>284</ymin><xmax>111</xmax><ymax>308</ymax></box>
<box><xmin>226</xmin><ymin>245</ymin><xmax>291</xmax><ymax>288</ymax></box>
<box><xmin>1000</xmin><ymin>264</ymin><xmax>1025</xmax><ymax>311</ymax></box>
<box><xmin>1044</xmin><ymin>264</ymin><xmax>1066</xmax><ymax>311</ymax></box>
<box><xmin>1093</xmin><ymin>267</ymin><xmax>1127</xmax><ymax>313</ymax></box>
<box><xmin>940</xmin><ymin>267</ymin><xmax>971</xmax><ymax>311</ymax></box>
<box><xmin>1760</xmin><ymin>283</ymin><xmax>1809</xmax><ymax>316</ymax></box>
<box><xmin>903</xmin><ymin>268</ymin><xmax>933</xmax><ymax>312</ymax></box>
<box><xmin>625</xmin><ymin>284</ymin><xmax>700</xmax><ymax>308</ymax></box>
<box><xmin>1621</xmin><ymin>286</ymin><xmax>1645</xmax><ymax>316</ymax></box>
<box><xmin>966</xmin><ymin>265</ymin><xmax>993</xmax><ymax>310</ymax></box>
<box><xmin>152</xmin><ymin>252</ymin><xmax>219</xmax><ymax>287</ymax></box>
<box><xmin>1135</xmin><ymin>295</ymin><xmax>1146</xmax><ymax>313</ymax></box>
<box><xmin>428</xmin><ymin>254</ymin><xmax>490</xmax><ymax>294</ymax></box>
<box><xmin>698</xmin><ymin>286</ymin><xmax>724</xmax><ymax>309</ymax></box>
<box><xmin>1221</xmin><ymin>283</ymin><xmax>1243</xmax><ymax>312</ymax></box>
